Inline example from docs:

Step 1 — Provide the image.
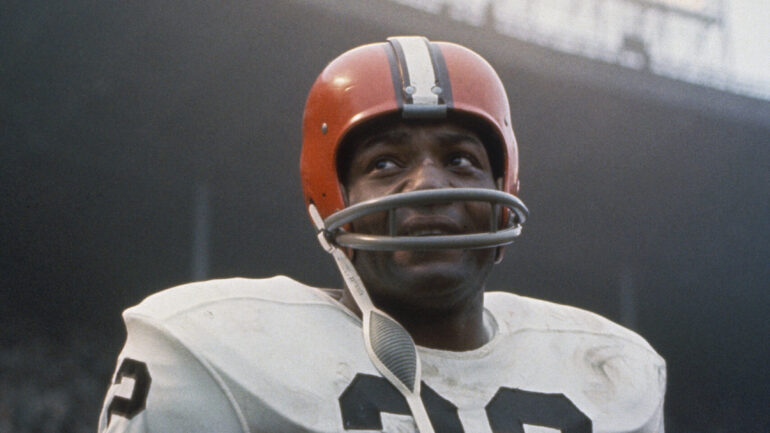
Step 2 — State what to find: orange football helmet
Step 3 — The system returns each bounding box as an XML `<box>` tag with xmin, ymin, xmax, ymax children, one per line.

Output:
<box><xmin>301</xmin><ymin>36</ymin><xmax>527</xmax><ymax>251</ymax></box>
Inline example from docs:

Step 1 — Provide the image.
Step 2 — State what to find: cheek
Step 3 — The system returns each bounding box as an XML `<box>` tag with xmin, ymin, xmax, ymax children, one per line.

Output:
<box><xmin>464</xmin><ymin>202</ymin><xmax>496</xmax><ymax>231</ymax></box>
<box><xmin>346</xmin><ymin>179</ymin><xmax>390</xmax><ymax>206</ymax></box>
<box><xmin>347</xmin><ymin>181</ymin><xmax>394</xmax><ymax>235</ymax></box>
<box><xmin>350</xmin><ymin>210</ymin><xmax>389</xmax><ymax>235</ymax></box>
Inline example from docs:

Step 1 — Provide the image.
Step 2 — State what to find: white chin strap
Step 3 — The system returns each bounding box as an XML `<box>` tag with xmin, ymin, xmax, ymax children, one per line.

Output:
<box><xmin>309</xmin><ymin>204</ymin><xmax>435</xmax><ymax>433</ymax></box>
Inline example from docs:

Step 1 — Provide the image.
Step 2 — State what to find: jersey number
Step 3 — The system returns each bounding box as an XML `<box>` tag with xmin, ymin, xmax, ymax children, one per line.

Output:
<box><xmin>339</xmin><ymin>373</ymin><xmax>591</xmax><ymax>433</ymax></box>
<box><xmin>107</xmin><ymin>358</ymin><xmax>152</xmax><ymax>423</ymax></box>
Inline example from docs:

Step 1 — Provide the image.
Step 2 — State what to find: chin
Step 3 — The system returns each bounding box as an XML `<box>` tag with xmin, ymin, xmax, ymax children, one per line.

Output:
<box><xmin>353</xmin><ymin>248</ymin><xmax>494</xmax><ymax>308</ymax></box>
<box><xmin>392</xmin><ymin>250</ymin><xmax>471</xmax><ymax>284</ymax></box>
<box><xmin>391</xmin><ymin>249</ymin><xmax>466</xmax><ymax>266</ymax></box>
<box><xmin>387</xmin><ymin>250</ymin><xmax>492</xmax><ymax>300</ymax></box>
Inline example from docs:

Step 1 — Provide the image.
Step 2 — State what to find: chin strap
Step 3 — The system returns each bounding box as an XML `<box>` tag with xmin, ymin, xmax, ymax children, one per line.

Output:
<box><xmin>309</xmin><ymin>204</ymin><xmax>435</xmax><ymax>433</ymax></box>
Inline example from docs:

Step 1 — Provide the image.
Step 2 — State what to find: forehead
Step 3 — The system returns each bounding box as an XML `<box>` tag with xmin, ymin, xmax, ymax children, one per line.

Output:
<box><xmin>344</xmin><ymin>118</ymin><xmax>483</xmax><ymax>156</ymax></box>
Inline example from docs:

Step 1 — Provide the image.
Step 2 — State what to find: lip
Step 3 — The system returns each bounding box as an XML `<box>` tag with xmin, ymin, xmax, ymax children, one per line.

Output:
<box><xmin>397</xmin><ymin>215</ymin><xmax>464</xmax><ymax>236</ymax></box>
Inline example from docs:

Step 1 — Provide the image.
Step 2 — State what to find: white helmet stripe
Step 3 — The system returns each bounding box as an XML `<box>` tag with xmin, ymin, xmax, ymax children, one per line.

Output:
<box><xmin>395</xmin><ymin>36</ymin><xmax>438</xmax><ymax>105</ymax></box>
<box><xmin>388</xmin><ymin>36</ymin><xmax>440</xmax><ymax>107</ymax></box>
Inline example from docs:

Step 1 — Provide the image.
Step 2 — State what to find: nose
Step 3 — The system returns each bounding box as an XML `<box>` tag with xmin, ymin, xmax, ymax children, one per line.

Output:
<box><xmin>399</xmin><ymin>158</ymin><xmax>450</xmax><ymax>193</ymax></box>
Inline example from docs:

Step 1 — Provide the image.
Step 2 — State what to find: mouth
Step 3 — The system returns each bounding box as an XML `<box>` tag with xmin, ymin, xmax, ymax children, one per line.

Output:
<box><xmin>397</xmin><ymin>216</ymin><xmax>464</xmax><ymax>237</ymax></box>
<box><xmin>409</xmin><ymin>229</ymin><xmax>451</xmax><ymax>236</ymax></box>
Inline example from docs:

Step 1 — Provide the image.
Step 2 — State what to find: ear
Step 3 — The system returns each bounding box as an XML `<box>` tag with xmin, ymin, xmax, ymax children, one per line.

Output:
<box><xmin>494</xmin><ymin>246</ymin><xmax>505</xmax><ymax>264</ymax></box>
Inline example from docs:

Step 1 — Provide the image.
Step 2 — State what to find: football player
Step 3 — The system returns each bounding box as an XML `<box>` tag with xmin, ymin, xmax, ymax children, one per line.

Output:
<box><xmin>99</xmin><ymin>37</ymin><xmax>666</xmax><ymax>433</ymax></box>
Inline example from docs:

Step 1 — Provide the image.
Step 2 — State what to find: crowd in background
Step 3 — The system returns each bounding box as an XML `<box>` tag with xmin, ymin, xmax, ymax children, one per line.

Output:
<box><xmin>1</xmin><ymin>324</ymin><xmax>114</xmax><ymax>433</ymax></box>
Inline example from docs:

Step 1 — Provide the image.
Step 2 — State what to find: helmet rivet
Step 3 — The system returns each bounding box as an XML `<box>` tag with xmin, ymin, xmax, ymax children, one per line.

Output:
<box><xmin>431</xmin><ymin>86</ymin><xmax>442</xmax><ymax>95</ymax></box>
<box><xmin>321</xmin><ymin>123</ymin><xmax>328</xmax><ymax>134</ymax></box>
<box><xmin>504</xmin><ymin>117</ymin><xmax>509</xmax><ymax>126</ymax></box>
<box><xmin>404</xmin><ymin>86</ymin><xmax>416</xmax><ymax>95</ymax></box>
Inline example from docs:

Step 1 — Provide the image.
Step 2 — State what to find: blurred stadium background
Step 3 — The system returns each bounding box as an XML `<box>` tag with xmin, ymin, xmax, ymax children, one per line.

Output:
<box><xmin>2</xmin><ymin>0</ymin><xmax>768</xmax><ymax>431</ymax></box>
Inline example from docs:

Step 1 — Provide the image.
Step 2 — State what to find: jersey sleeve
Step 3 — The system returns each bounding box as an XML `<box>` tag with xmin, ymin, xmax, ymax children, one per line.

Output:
<box><xmin>639</xmin><ymin>359</ymin><xmax>667</xmax><ymax>433</ymax></box>
<box><xmin>98</xmin><ymin>313</ymin><xmax>248</xmax><ymax>433</ymax></box>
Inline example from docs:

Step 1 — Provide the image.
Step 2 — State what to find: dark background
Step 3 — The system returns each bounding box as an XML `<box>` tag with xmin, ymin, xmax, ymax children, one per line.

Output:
<box><xmin>2</xmin><ymin>0</ymin><xmax>768</xmax><ymax>432</ymax></box>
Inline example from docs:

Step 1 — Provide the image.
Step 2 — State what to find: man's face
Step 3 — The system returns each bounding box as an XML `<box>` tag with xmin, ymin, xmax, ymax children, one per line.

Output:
<box><xmin>342</xmin><ymin>118</ymin><xmax>498</xmax><ymax>311</ymax></box>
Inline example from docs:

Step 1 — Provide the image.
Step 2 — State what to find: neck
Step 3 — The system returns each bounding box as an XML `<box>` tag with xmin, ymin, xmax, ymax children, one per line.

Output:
<box><xmin>339</xmin><ymin>286</ymin><xmax>489</xmax><ymax>352</ymax></box>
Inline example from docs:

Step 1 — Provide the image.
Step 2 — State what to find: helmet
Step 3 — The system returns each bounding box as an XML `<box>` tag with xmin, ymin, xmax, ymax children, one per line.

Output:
<box><xmin>301</xmin><ymin>36</ymin><xmax>527</xmax><ymax>250</ymax></box>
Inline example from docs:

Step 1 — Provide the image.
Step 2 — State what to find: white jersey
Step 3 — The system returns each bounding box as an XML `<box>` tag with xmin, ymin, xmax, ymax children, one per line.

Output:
<box><xmin>98</xmin><ymin>276</ymin><xmax>665</xmax><ymax>433</ymax></box>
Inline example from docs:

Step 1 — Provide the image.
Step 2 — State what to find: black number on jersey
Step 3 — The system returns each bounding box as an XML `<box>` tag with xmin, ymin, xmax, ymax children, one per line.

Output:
<box><xmin>339</xmin><ymin>374</ymin><xmax>463</xmax><ymax>432</ymax></box>
<box><xmin>107</xmin><ymin>358</ymin><xmax>152</xmax><ymax>423</ymax></box>
<box><xmin>339</xmin><ymin>374</ymin><xmax>591</xmax><ymax>432</ymax></box>
<box><xmin>486</xmin><ymin>388</ymin><xmax>591</xmax><ymax>433</ymax></box>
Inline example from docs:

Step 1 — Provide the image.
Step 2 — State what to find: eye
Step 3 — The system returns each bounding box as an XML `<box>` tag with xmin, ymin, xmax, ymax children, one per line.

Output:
<box><xmin>369</xmin><ymin>157</ymin><xmax>398</xmax><ymax>172</ymax></box>
<box><xmin>448</xmin><ymin>154</ymin><xmax>474</xmax><ymax>168</ymax></box>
